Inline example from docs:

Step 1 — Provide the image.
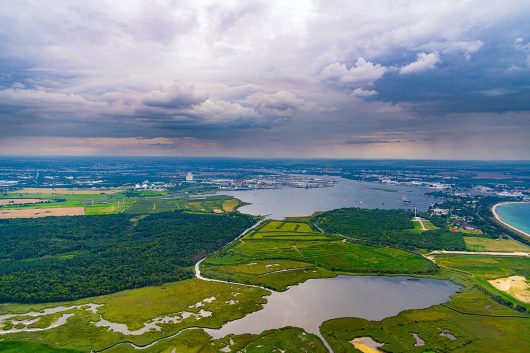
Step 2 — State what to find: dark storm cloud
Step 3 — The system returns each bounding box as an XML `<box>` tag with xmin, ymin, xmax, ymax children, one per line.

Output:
<box><xmin>374</xmin><ymin>30</ymin><xmax>530</xmax><ymax>114</ymax></box>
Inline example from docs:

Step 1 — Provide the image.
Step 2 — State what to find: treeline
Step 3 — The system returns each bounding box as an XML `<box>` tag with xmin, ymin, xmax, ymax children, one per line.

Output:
<box><xmin>475</xmin><ymin>279</ymin><xmax>527</xmax><ymax>313</ymax></box>
<box><xmin>315</xmin><ymin>208</ymin><xmax>466</xmax><ymax>250</ymax></box>
<box><xmin>0</xmin><ymin>211</ymin><xmax>255</xmax><ymax>303</ymax></box>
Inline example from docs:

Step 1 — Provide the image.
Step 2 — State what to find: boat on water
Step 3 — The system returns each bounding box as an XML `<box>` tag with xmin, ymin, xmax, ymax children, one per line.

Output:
<box><xmin>401</xmin><ymin>195</ymin><xmax>411</xmax><ymax>203</ymax></box>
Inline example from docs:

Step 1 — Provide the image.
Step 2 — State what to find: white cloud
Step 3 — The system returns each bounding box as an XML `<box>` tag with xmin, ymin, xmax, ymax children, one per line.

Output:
<box><xmin>351</xmin><ymin>88</ymin><xmax>378</xmax><ymax>97</ymax></box>
<box><xmin>419</xmin><ymin>40</ymin><xmax>483</xmax><ymax>60</ymax></box>
<box><xmin>191</xmin><ymin>99</ymin><xmax>257</xmax><ymax>121</ymax></box>
<box><xmin>142</xmin><ymin>84</ymin><xmax>206</xmax><ymax>109</ymax></box>
<box><xmin>400</xmin><ymin>52</ymin><xmax>441</xmax><ymax>75</ymax></box>
<box><xmin>451</xmin><ymin>41</ymin><xmax>483</xmax><ymax>60</ymax></box>
<box><xmin>320</xmin><ymin>58</ymin><xmax>387</xmax><ymax>86</ymax></box>
<box><xmin>246</xmin><ymin>91</ymin><xmax>306</xmax><ymax>111</ymax></box>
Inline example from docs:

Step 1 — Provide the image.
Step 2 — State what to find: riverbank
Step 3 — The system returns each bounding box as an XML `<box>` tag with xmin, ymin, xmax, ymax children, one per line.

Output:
<box><xmin>492</xmin><ymin>202</ymin><xmax>530</xmax><ymax>239</ymax></box>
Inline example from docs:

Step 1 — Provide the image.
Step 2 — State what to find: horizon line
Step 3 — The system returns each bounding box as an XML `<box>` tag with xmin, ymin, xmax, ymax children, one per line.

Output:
<box><xmin>0</xmin><ymin>155</ymin><xmax>529</xmax><ymax>162</ymax></box>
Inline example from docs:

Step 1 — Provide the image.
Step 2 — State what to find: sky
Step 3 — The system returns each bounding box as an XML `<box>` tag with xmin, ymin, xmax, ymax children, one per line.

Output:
<box><xmin>0</xmin><ymin>0</ymin><xmax>529</xmax><ymax>159</ymax></box>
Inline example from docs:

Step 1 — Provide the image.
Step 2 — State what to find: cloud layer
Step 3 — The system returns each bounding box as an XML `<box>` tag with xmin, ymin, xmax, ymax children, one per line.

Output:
<box><xmin>0</xmin><ymin>0</ymin><xmax>529</xmax><ymax>159</ymax></box>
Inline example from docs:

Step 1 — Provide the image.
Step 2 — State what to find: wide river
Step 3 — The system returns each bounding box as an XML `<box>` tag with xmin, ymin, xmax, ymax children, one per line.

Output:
<box><xmin>220</xmin><ymin>177</ymin><xmax>440</xmax><ymax>219</ymax></box>
<box><xmin>206</xmin><ymin>275</ymin><xmax>459</xmax><ymax>341</ymax></box>
<box><xmin>494</xmin><ymin>202</ymin><xmax>530</xmax><ymax>236</ymax></box>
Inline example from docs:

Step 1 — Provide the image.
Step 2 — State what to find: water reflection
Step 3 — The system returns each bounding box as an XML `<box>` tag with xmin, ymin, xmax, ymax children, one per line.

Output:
<box><xmin>221</xmin><ymin>177</ymin><xmax>439</xmax><ymax>219</ymax></box>
<box><xmin>206</xmin><ymin>275</ymin><xmax>459</xmax><ymax>339</ymax></box>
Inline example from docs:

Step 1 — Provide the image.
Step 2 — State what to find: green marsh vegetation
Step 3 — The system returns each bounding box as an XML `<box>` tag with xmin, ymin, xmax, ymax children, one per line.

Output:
<box><xmin>1</xmin><ymin>205</ymin><xmax>528</xmax><ymax>352</ymax></box>
<box><xmin>434</xmin><ymin>254</ymin><xmax>530</xmax><ymax>312</ymax></box>
<box><xmin>202</xmin><ymin>218</ymin><xmax>437</xmax><ymax>290</ymax></box>
<box><xmin>0</xmin><ymin>279</ymin><xmax>269</xmax><ymax>352</ymax></box>
<box><xmin>98</xmin><ymin>327</ymin><xmax>327</xmax><ymax>353</ymax></box>
<box><xmin>321</xmin><ymin>270</ymin><xmax>530</xmax><ymax>353</ymax></box>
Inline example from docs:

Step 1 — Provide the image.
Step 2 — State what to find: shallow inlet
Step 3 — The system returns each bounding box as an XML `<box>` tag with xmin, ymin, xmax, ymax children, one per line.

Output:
<box><xmin>205</xmin><ymin>275</ymin><xmax>459</xmax><ymax>341</ymax></box>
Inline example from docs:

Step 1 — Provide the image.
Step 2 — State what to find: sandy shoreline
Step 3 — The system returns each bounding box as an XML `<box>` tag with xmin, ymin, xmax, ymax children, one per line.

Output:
<box><xmin>492</xmin><ymin>202</ymin><xmax>530</xmax><ymax>238</ymax></box>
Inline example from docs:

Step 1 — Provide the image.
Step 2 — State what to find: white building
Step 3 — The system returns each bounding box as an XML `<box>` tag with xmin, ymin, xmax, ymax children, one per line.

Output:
<box><xmin>185</xmin><ymin>172</ymin><xmax>194</xmax><ymax>182</ymax></box>
<box><xmin>432</xmin><ymin>208</ymin><xmax>449</xmax><ymax>216</ymax></box>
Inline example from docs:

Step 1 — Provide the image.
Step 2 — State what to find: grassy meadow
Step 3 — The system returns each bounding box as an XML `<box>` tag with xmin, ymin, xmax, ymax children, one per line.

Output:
<box><xmin>464</xmin><ymin>236</ymin><xmax>530</xmax><ymax>252</ymax></box>
<box><xmin>202</xmin><ymin>219</ymin><xmax>436</xmax><ymax>290</ymax></box>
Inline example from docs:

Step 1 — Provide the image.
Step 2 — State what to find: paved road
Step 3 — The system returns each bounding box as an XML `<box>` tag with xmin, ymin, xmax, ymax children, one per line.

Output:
<box><xmin>428</xmin><ymin>250</ymin><xmax>529</xmax><ymax>257</ymax></box>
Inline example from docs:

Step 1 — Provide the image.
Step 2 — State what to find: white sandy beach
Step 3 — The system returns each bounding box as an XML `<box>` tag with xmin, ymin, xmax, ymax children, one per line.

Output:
<box><xmin>492</xmin><ymin>202</ymin><xmax>530</xmax><ymax>238</ymax></box>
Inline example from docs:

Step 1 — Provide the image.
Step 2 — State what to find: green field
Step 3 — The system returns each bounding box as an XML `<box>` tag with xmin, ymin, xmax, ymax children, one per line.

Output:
<box><xmin>247</xmin><ymin>220</ymin><xmax>328</xmax><ymax>241</ymax></box>
<box><xmin>125</xmin><ymin>195</ymin><xmax>242</xmax><ymax>215</ymax></box>
<box><xmin>0</xmin><ymin>189</ymin><xmax>242</xmax><ymax>217</ymax></box>
<box><xmin>411</xmin><ymin>218</ymin><xmax>438</xmax><ymax>233</ymax></box>
<box><xmin>0</xmin><ymin>191</ymin><xmax>137</xmax><ymax>215</ymax></box>
<box><xmin>202</xmin><ymin>219</ymin><xmax>436</xmax><ymax>290</ymax></box>
<box><xmin>435</xmin><ymin>254</ymin><xmax>530</xmax><ymax>279</ymax></box>
<box><xmin>464</xmin><ymin>236</ymin><xmax>530</xmax><ymax>252</ymax></box>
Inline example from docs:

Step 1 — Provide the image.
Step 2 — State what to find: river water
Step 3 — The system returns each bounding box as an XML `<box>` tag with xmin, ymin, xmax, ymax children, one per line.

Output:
<box><xmin>220</xmin><ymin>177</ymin><xmax>440</xmax><ymax>219</ymax></box>
<box><xmin>205</xmin><ymin>275</ymin><xmax>459</xmax><ymax>340</ymax></box>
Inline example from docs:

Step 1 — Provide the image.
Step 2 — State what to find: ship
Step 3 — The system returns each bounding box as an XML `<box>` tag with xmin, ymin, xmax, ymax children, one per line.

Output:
<box><xmin>400</xmin><ymin>195</ymin><xmax>411</xmax><ymax>203</ymax></box>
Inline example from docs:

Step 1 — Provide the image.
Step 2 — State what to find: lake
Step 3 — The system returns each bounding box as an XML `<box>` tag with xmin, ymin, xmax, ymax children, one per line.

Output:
<box><xmin>220</xmin><ymin>177</ymin><xmax>440</xmax><ymax>219</ymax></box>
<box><xmin>205</xmin><ymin>275</ymin><xmax>459</xmax><ymax>342</ymax></box>
<box><xmin>495</xmin><ymin>202</ymin><xmax>530</xmax><ymax>236</ymax></box>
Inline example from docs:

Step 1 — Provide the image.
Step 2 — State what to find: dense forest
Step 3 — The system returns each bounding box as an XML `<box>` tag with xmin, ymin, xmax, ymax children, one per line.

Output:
<box><xmin>0</xmin><ymin>211</ymin><xmax>255</xmax><ymax>303</ymax></box>
<box><xmin>316</xmin><ymin>208</ymin><xmax>466</xmax><ymax>250</ymax></box>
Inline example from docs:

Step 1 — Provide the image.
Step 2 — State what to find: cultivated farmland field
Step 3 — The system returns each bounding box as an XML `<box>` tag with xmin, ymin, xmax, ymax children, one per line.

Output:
<box><xmin>0</xmin><ymin>198</ymin><xmax>47</xmax><ymax>206</ymax></box>
<box><xmin>0</xmin><ymin>207</ymin><xmax>85</xmax><ymax>219</ymax></box>
<box><xmin>0</xmin><ymin>191</ymin><xmax>136</xmax><ymax>216</ymax></box>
